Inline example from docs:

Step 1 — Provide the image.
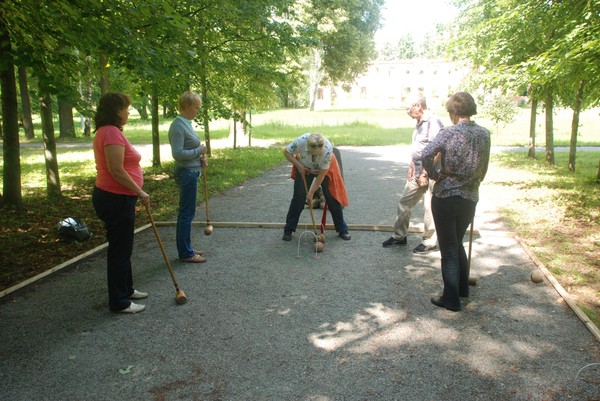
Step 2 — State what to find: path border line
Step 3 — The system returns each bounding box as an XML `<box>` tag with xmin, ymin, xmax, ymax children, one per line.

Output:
<box><xmin>0</xmin><ymin>224</ymin><xmax>151</xmax><ymax>299</ymax></box>
<box><xmin>513</xmin><ymin>234</ymin><xmax>600</xmax><ymax>342</ymax></box>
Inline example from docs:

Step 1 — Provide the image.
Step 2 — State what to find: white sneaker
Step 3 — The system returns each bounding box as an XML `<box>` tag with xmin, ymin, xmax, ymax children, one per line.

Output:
<box><xmin>119</xmin><ymin>302</ymin><xmax>146</xmax><ymax>313</ymax></box>
<box><xmin>129</xmin><ymin>290</ymin><xmax>148</xmax><ymax>300</ymax></box>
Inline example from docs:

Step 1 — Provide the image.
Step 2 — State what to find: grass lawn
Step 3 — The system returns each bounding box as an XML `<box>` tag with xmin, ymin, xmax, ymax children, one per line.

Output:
<box><xmin>1</xmin><ymin>107</ymin><xmax>599</xmax><ymax>327</ymax></box>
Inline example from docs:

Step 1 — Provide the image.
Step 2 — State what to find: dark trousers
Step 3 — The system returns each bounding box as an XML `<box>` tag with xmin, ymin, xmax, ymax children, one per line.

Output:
<box><xmin>431</xmin><ymin>195</ymin><xmax>476</xmax><ymax>309</ymax></box>
<box><xmin>284</xmin><ymin>173</ymin><xmax>348</xmax><ymax>234</ymax></box>
<box><xmin>92</xmin><ymin>186</ymin><xmax>137</xmax><ymax>311</ymax></box>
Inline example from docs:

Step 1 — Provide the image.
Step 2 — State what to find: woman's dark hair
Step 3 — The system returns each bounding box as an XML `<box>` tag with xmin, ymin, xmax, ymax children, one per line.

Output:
<box><xmin>445</xmin><ymin>92</ymin><xmax>477</xmax><ymax>117</ymax></box>
<box><xmin>94</xmin><ymin>93</ymin><xmax>131</xmax><ymax>131</ymax></box>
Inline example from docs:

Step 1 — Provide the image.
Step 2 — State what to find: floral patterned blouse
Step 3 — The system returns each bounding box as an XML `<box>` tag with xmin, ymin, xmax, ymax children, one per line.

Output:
<box><xmin>422</xmin><ymin>120</ymin><xmax>491</xmax><ymax>203</ymax></box>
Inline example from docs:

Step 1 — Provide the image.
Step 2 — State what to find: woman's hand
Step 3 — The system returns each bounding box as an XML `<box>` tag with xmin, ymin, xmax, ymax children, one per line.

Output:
<box><xmin>306</xmin><ymin>191</ymin><xmax>314</xmax><ymax>206</ymax></box>
<box><xmin>433</xmin><ymin>152</ymin><xmax>442</xmax><ymax>173</ymax></box>
<box><xmin>138</xmin><ymin>191</ymin><xmax>150</xmax><ymax>206</ymax></box>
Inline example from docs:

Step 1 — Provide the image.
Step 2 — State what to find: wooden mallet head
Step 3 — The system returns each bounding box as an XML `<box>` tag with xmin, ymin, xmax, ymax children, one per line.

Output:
<box><xmin>175</xmin><ymin>289</ymin><xmax>188</xmax><ymax>305</ymax></box>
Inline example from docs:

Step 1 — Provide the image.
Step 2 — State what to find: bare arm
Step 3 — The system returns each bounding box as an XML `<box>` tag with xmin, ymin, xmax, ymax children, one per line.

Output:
<box><xmin>283</xmin><ymin>148</ymin><xmax>305</xmax><ymax>176</ymax></box>
<box><xmin>105</xmin><ymin>144</ymin><xmax>149</xmax><ymax>206</ymax></box>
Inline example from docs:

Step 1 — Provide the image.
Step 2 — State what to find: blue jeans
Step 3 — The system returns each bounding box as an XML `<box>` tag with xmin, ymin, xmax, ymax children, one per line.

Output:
<box><xmin>92</xmin><ymin>186</ymin><xmax>137</xmax><ymax>311</ymax></box>
<box><xmin>431</xmin><ymin>195</ymin><xmax>477</xmax><ymax>309</ymax></box>
<box><xmin>284</xmin><ymin>173</ymin><xmax>348</xmax><ymax>234</ymax></box>
<box><xmin>174</xmin><ymin>167</ymin><xmax>200</xmax><ymax>260</ymax></box>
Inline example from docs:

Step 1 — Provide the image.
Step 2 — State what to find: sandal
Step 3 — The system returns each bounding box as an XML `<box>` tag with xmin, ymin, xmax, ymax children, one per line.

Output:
<box><xmin>182</xmin><ymin>254</ymin><xmax>207</xmax><ymax>263</ymax></box>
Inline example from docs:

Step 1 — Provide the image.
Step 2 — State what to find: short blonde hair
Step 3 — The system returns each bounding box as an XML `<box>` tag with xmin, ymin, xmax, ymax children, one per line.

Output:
<box><xmin>178</xmin><ymin>91</ymin><xmax>202</xmax><ymax>112</ymax></box>
<box><xmin>307</xmin><ymin>133</ymin><xmax>325</xmax><ymax>146</ymax></box>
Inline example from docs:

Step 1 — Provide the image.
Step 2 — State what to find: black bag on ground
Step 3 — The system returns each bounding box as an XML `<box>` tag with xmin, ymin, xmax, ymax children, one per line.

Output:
<box><xmin>56</xmin><ymin>217</ymin><xmax>92</xmax><ymax>243</ymax></box>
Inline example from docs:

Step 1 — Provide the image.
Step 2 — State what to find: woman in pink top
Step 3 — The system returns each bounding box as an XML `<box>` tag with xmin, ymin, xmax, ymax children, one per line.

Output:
<box><xmin>92</xmin><ymin>93</ymin><xmax>150</xmax><ymax>314</ymax></box>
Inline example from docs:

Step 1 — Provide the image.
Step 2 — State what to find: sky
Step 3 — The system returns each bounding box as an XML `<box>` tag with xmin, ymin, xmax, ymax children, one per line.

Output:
<box><xmin>374</xmin><ymin>0</ymin><xmax>458</xmax><ymax>46</ymax></box>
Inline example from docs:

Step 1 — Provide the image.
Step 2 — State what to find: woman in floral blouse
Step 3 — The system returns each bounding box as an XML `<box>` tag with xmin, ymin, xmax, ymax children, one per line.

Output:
<box><xmin>422</xmin><ymin>92</ymin><xmax>491</xmax><ymax>312</ymax></box>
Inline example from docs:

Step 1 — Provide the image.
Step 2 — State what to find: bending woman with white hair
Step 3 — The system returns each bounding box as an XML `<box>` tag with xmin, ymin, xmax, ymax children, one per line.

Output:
<box><xmin>282</xmin><ymin>133</ymin><xmax>350</xmax><ymax>241</ymax></box>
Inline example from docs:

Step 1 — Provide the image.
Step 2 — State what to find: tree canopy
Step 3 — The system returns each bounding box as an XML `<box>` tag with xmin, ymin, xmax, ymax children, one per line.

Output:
<box><xmin>0</xmin><ymin>0</ymin><xmax>384</xmax><ymax>207</ymax></box>
<box><xmin>448</xmin><ymin>0</ymin><xmax>599</xmax><ymax>167</ymax></box>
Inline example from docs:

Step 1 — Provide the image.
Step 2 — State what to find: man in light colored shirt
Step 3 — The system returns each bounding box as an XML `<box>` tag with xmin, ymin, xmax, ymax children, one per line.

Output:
<box><xmin>382</xmin><ymin>93</ymin><xmax>444</xmax><ymax>254</ymax></box>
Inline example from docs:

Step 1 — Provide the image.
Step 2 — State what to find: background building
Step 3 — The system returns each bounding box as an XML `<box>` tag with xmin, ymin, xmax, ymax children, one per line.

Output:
<box><xmin>313</xmin><ymin>59</ymin><xmax>470</xmax><ymax>110</ymax></box>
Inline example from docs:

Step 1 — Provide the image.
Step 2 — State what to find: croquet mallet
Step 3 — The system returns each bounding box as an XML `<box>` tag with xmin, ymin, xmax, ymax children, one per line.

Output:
<box><xmin>202</xmin><ymin>163</ymin><xmax>213</xmax><ymax>236</ymax></box>
<box><xmin>468</xmin><ymin>217</ymin><xmax>476</xmax><ymax>286</ymax></box>
<box><xmin>300</xmin><ymin>173</ymin><xmax>319</xmax><ymax>234</ymax></box>
<box><xmin>144</xmin><ymin>204</ymin><xmax>188</xmax><ymax>305</ymax></box>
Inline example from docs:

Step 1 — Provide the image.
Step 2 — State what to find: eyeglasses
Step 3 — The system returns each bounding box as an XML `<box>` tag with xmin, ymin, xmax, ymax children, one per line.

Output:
<box><xmin>310</xmin><ymin>143</ymin><xmax>324</xmax><ymax>149</ymax></box>
<box><xmin>406</xmin><ymin>104</ymin><xmax>419</xmax><ymax>115</ymax></box>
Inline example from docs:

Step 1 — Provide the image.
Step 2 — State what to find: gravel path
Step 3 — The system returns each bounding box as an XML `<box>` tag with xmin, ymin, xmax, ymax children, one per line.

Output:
<box><xmin>1</xmin><ymin>146</ymin><xmax>598</xmax><ymax>401</ymax></box>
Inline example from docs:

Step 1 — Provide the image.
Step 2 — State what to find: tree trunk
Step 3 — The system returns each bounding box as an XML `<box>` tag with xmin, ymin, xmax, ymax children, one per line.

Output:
<box><xmin>282</xmin><ymin>90</ymin><xmax>289</xmax><ymax>108</ymax></box>
<box><xmin>568</xmin><ymin>80</ymin><xmax>585</xmax><ymax>172</ymax></box>
<box><xmin>139</xmin><ymin>94</ymin><xmax>149</xmax><ymax>120</ymax></box>
<box><xmin>310</xmin><ymin>81</ymin><xmax>319</xmax><ymax>111</ymax></box>
<box><xmin>79</xmin><ymin>79</ymin><xmax>93</xmax><ymax>137</ymax></box>
<box><xmin>18</xmin><ymin>66</ymin><xmax>35</xmax><ymax>140</ymax></box>
<box><xmin>39</xmin><ymin>91</ymin><xmax>62</xmax><ymax>199</ymax></box>
<box><xmin>99</xmin><ymin>53</ymin><xmax>109</xmax><ymax>95</ymax></box>
<box><xmin>0</xmin><ymin>25</ymin><xmax>23</xmax><ymax>210</ymax></box>
<box><xmin>309</xmin><ymin>49</ymin><xmax>323</xmax><ymax>112</ymax></box>
<box><xmin>83</xmin><ymin>117</ymin><xmax>91</xmax><ymax>137</ymax></box>
<box><xmin>232</xmin><ymin>113</ymin><xmax>237</xmax><ymax>149</ymax></box>
<box><xmin>544</xmin><ymin>88</ymin><xmax>554</xmax><ymax>165</ymax></box>
<box><xmin>58</xmin><ymin>97</ymin><xmax>76</xmax><ymax>138</ymax></box>
<box><xmin>528</xmin><ymin>97</ymin><xmax>537</xmax><ymax>159</ymax></box>
<box><xmin>247</xmin><ymin>109</ymin><xmax>252</xmax><ymax>147</ymax></box>
<box><xmin>151</xmin><ymin>93</ymin><xmax>161</xmax><ymax>167</ymax></box>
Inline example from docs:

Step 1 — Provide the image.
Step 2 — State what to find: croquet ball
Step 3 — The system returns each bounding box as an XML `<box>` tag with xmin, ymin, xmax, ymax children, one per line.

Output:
<box><xmin>468</xmin><ymin>277</ymin><xmax>477</xmax><ymax>286</ymax></box>
<box><xmin>316</xmin><ymin>234</ymin><xmax>326</xmax><ymax>243</ymax></box>
<box><xmin>315</xmin><ymin>241</ymin><xmax>325</xmax><ymax>252</ymax></box>
<box><xmin>531</xmin><ymin>270</ymin><xmax>544</xmax><ymax>283</ymax></box>
<box><xmin>204</xmin><ymin>225</ymin><xmax>213</xmax><ymax>236</ymax></box>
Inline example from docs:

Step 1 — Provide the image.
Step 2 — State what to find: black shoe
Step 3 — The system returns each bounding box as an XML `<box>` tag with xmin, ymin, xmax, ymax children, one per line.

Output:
<box><xmin>431</xmin><ymin>296</ymin><xmax>460</xmax><ymax>312</ymax></box>
<box><xmin>339</xmin><ymin>232</ymin><xmax>351</xmax><ymax>240</ymax></box>
<box><xmin>282</xmin><ymin>231</ymin><xmax>293</xmax><ymax>241</ymax></box>
<box><xmin>413</xmin><ymin>244</ymin><xmax>438</xmax><ymax>254</ymax></box>
<box><xmin>382</xmin><ymin>236</ymin><xmax>407</xmax><ymax>247</ymax></box>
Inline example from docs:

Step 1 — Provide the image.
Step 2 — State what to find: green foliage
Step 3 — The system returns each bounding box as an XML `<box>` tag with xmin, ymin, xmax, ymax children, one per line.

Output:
<box><xmin>394</xmin><ymin>34</ymin><xmax>417</xmax><ymax>60</ymax></box>
<box><xmin>481</xmin><ymin>95</ymin><xmax>518</xmax><ymax>135</ymax></box>
<box><xmin>450</xmin><ymin>0</ymin><xmax>599</xmax><ymax>108</ymax></box>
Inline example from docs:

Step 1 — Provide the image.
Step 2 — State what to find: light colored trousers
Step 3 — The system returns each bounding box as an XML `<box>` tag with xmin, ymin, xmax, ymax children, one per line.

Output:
<box><xmin>392</xmin><ymin>177</ymin><xmax>437</xmax><ymax>247</ymax></box>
